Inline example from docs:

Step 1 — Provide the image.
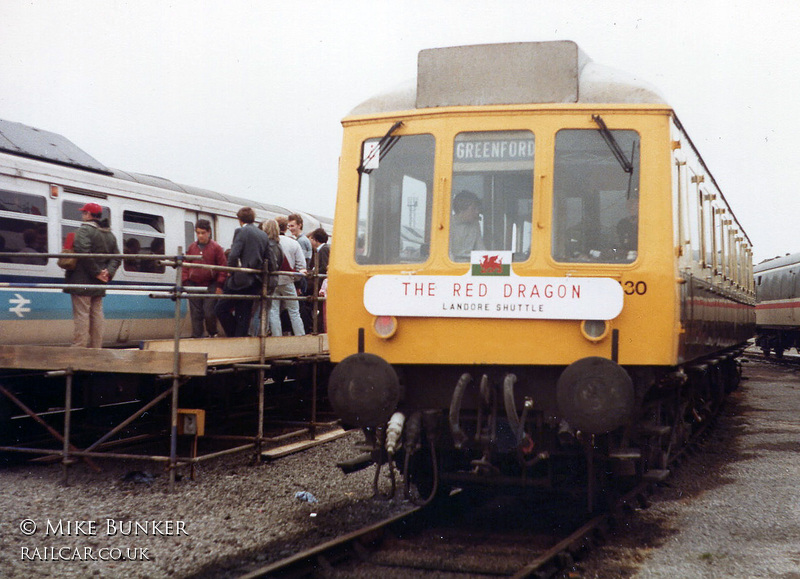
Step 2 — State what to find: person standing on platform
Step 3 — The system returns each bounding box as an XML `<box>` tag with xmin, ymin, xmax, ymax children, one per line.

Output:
<box><xmin>269</xmin><ymin>216</ymin><xmax>306</xmax><ymax>336</ymax></box>
<box><xmin>308</xmin><ymin>228</ymin><xmax>330</xmax><ymax>275</ymax></box>
<box><xmin>287</xmin><ymin>213</ymin><xmax>312</xmax><ymax>269</ymax></box>
<box><xmin>182</xmin><ymin>219</ymin><xmax>227</xmax><ymax>338</ymax></box>
<box><xmin>287</xmin><ymin>213</ymin><xmax>313</xmax><ymax>332</ymax></box>
<box><xmin>308</xmin><ymin>227</ymin><xmax>330</xmax><ymax>332</ymax></box>
<box><xmin>65</xmin><ymin>202</ymin><xmax>121</xmax><ymax>348</ymax></box>
<box><xmin>215</xmin><ymin>207</ymin><xmax>269</xmax><ymax>337</ymax></box>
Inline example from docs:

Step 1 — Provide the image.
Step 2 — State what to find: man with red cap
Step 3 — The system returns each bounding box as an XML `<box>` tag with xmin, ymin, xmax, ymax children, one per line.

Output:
<box><xmin>64</xmin><ymin>202</ymin><xmax>121</xmax><ymax>347</ymax></box>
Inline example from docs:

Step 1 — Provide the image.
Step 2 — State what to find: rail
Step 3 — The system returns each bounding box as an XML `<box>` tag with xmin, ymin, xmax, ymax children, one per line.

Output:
<box><xmin>0</xmin><ymin>248</ymin><xmax>329</xmax><ymax>490</ymax></box>
<box><xmin>239</xmin><ymin>482</ymin><xmax>653</xmax><ymax>578</ymax></box>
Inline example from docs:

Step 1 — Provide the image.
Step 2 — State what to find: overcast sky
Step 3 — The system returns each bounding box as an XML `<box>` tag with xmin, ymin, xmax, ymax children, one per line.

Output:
<box><xmin>2</xmin><ymin>0</ymin><xmax>798</xmax><ymax>262</ymax></box>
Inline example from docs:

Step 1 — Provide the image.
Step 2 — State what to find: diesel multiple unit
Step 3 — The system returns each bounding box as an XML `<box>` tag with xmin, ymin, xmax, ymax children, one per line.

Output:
<box><xmin>326</xmin><ymin>42</ymin><xmax>755</xmax><ymax>506</ymax></box>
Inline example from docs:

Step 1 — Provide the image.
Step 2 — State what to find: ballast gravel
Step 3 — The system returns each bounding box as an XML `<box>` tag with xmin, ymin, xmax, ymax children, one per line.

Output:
<box><xmin>0</xmin><ymin>431</ymin><xmax>412</xmax><ymax>578</ymax></box>
<box><xmin>577</xmin><ymin>358</ymin><xmax>800</xmax><ymax>578</ymax></box>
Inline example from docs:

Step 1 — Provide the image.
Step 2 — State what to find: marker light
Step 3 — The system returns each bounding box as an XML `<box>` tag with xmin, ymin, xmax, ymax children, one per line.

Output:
<box><xmin>373</xmin><ymin>316</ymin><xmax>398</xmax><ymax>339</ymax></box>
<box><xmin>581</xmin><ymin>319</ymin><xmax>609</xmax><ymax>342</ymax></box>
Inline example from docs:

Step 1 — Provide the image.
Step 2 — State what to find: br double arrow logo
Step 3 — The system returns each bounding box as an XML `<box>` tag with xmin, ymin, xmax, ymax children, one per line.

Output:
<box><xmin>9</xmin><ymin>293</ymin><xmax>31</xmax><ymax>318</ymax></box>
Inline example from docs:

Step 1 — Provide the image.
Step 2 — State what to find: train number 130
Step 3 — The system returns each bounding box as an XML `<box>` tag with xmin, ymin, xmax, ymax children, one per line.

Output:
<box><xmin>622</xmin><ymin>280</ymin><xmax>648</xmax><ymax>295</ymax></box>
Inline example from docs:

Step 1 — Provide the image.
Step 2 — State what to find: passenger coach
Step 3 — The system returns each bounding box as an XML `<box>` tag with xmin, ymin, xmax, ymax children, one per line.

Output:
<box><xmin>0</xmin><ymin>119</ymin><xmax>329</xmax><ymax>346</ymax></box>
<box><xmin>755</xmin><ymin>252</ymin><xmax>800</xmax><ymax>357</ymax></box>
<box><xmin>326</xmin><ymin>42</ymin><xmax>755</xmax><ymax>504</ymax></box>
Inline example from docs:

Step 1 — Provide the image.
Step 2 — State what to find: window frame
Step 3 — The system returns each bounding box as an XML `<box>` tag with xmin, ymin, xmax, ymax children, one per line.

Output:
<box><xmin>122</xmin><ymin>208</ymin><xmax>167</xmax><ymax>274</ymax></box>
<box><xmin>450</xmin><ymin>129</ymin><xmax>535</xmax><ymax>263</ymax></box>
<box><xmin>0</xmin><ymin>188</ymin><xmax>49</xmax><ymax>267</ymax></box>
<box><xmin>354</xmin><ymin>132</ymin><xmax>436</xmax><ymax>266</ymax></box>
<box><xmin>551</xmin><ymin>127</ymin><xmax>642</xmax><ymax>265</ymax></box>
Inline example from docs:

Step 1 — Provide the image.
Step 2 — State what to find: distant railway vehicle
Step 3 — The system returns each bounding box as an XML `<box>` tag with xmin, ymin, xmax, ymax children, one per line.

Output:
<box><xmin>326</xmin><ymin>41</ymin><xmax>755</xmax><ymax>505</ymax></box>
<box><xmin>755</xmin><ymin>253</ymin><xmax>800</xmax><ymax>357</ymax></box>
<box><xmin>0</xmin><ymin>119</ymin><xmax>331</xmax><ymax>346</ymax></box>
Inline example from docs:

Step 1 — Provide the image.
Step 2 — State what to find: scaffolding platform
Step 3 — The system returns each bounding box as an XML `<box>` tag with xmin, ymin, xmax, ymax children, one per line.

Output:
<box><xmin>0</xmin><ymin>335</ymin><xmax>332</xmax><ymax>488</ymax></box>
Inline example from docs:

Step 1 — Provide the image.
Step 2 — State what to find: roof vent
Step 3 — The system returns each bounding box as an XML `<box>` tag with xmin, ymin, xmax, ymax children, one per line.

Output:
<box><xmin>416</xmin><ymin>41</ymin><xmax>587</xmax><ymax>108</ymax></box>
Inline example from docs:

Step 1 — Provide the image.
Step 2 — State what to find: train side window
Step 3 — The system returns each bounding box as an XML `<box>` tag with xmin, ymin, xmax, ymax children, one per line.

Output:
<box><xmin>123</xmin><ymin>210</ymin><xmax>165</xmax><ymax>273</ymax></box>
<box><xmin>700</xmin><ymin>191</ymin><xmax>714</xmax><ymax>269</ymax></box>
<box><xmin>0</xmin><ymin>189</ymin><xmax>49</xmax><ymax>265</ymax></box>
<box><xmin>185</xmin><ymin>221</ymin><xmax>195</xmax><ymax>251</ymax></box>
<box><xmin>780</xmin><ymin>269</ymin><xmax>793</xmax><ymax>300</ymax></box>
<box><xmin>685</xmin><ymin>169</ymin><xmax>702</xmax><ymax>263</ymax></box>
<box><xmin>769</xmin><ymin>273</ymin><xmax>778</xmax><ymax>301</ymax></box>
<box><xmin>735</xmin><ymin>238</ymin><xmax>744</xmax><ymax>288</ymax></box>
<box><xmin>759</xmin><ymin>274</ymin><xmax>769</xmax><ymax>300</ymax></box>
<box><xmin>709</xmin><ymin>208</ymin><xmax>718</xmax><ymax>274</ymax></box>
<box><xmin>552</xmin><ymin>129</ymin><xmax>640</xmax><ymax>263</ymax></box>
<box><xmin>62</xmin><ymin>200</ymin><xmax>110</xmax><ymax>223</ymax></box>
<box><xmin>793</xmin><ymin>267</ymin><xmax>800</xmax><ymax>300</ymax></box>
<box><xmin>714</xmin><ymin>208</ymin><xmax>726</xmax><ymax>277</ymax></box>
<box><xmin>726</xmin><ymin>226</ymin><xmax>734</xmax><ymax>281</ymax></box>
<box><xmin>356</xmin><ymin>134</ymin><xmax>434</xmax><ymax>265</ymax></box>
<box><xmin>674</xmin><ymin>159</ymin><xmax>686</xmax><ymax>251</ymax></box>
<box><xmin>450</xmin><ymin>131</ymin><xmax>534</xmax><ymax>262</ymax></box>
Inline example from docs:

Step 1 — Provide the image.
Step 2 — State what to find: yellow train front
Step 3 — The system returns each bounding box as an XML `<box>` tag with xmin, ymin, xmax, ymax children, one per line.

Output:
<box><xmin>327</xmin><ymin>42</ymin><xmax>755</xmax><ymax>505</ymax></box>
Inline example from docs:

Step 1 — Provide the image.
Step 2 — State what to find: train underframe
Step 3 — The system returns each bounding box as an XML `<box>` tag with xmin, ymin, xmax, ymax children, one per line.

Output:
<box><xmin>331</xmin><ymin>349</ymin><xmax>743</xmax><ymax>510</ymax></box>
<box><xmin>756</xmin><ymin>327</ymin><xmax>800</xmax><ymax>358</ymax></box>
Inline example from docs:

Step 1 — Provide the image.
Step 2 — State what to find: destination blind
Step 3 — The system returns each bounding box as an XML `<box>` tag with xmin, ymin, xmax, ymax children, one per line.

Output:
<box><xmin>454</xmin><ymin>139</ymin><xmax>534</xmax><ymax>163</ymax></box>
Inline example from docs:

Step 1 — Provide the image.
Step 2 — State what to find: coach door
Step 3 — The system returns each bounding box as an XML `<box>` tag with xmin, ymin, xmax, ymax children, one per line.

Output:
<box><xmin>184</xmin><ymin>212</ymin><xmax>217</xmax><ymax>251</ymax></box>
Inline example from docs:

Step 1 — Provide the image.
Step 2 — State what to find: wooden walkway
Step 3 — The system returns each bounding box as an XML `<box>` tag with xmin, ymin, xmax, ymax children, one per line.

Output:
<box><xmin>141</xmin><ymin>334</ymin><xmax>329</xmax><ymax>367</ymax></box>
<box><xmin>0</xmin><ymin>334</ymin><xmax>328</xmax><ymax>376</ymax></box>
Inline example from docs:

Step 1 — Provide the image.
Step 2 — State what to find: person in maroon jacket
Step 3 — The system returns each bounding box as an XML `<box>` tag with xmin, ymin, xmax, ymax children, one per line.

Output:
<box><xmin>182</xmin><ymin>219</ymin><xmax>227</xmax><ymax>338</ymax></box>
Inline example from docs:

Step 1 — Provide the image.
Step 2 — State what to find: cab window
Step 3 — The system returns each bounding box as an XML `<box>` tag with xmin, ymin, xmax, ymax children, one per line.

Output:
<box><xmin>552</xmin><ymin>129</ymin><xmax>640</xmax><ymax>263</ymax></box>
<box><xmin>356</xmin><ymin>134</ymin><xmax>434</xmax><ymax>265</ymax></box>
<box><xmin>450</xmin><ymin>131</ymin><xmax>534</xmax><ymax>262</ymax></box>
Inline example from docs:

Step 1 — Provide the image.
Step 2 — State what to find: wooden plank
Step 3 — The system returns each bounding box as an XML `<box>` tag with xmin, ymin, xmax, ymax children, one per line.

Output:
<box><xmin>261</xmin><ymin>428</ymin><xmax>347</xmax><ymax>461</ymax></box>
<box><xmin>140</xmin><ymin>334</ymin><xmax>328</xmax><ymax>364</ymax></box>
<box><xmin>0</xmin><ymin>345</ymin><xmax>207</xmax><ymax>376</ymax></box>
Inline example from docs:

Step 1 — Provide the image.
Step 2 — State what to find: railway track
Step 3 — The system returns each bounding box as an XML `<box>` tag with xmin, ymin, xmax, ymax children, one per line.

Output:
<box><xmin>239</xmin><ymin>483</ymin><xmax>650</xmax><ymax>579</ymax></box>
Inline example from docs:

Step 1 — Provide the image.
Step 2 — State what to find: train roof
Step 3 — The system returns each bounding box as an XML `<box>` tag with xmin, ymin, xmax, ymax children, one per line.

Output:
<box><xmin>0</xmin><ymin>118</ymin><xmax>309</xmax><ymax>221</ymax></box>
<box><xmin>109</xmin><ymin>168</ymin><xmax>293</xmax><ymax>215</ymax></box>
<box><xmin>348</xmin><ymin>41</ymin><xmax>667</xmax><ymax>117</ymax></box>
<box><xmin>0</xmin><ymin>118</ymin><xmax>112</xmax><ymax>174</ymax></box>
<box><xmin>754</xmin><ymin>252</ymin><xmax>800</xmax><ymax>273</ymax></box>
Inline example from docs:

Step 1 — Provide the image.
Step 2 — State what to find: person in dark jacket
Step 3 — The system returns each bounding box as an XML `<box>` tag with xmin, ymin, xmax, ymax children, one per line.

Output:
<box><xmin>308</xmin><ymin>228</ymin><xmax>329</xmax><ymax>275</ymax></box>
<box><xmin>65</xmin><ymin>202</ymin><xmax>121</xmax><ymax>348</ymax></box>
<box><xmin>215</xmin><ymin>207</ymin><xmax>269</xmax><ymax>337</ymax></box>
<box><xmin>182</xmin><ymin>219</ymin><xmax>227</xmax><ymax>338</ymax></box>
<box><xmin>308</xmin><ymin>228</ymin><xmax>329</xmax><ymax>332</ymax></box>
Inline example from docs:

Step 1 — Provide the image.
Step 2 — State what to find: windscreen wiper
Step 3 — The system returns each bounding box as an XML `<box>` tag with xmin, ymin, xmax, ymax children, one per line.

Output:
<box><xmin>357</xmin><ymin>120</ymin><xmax>404</xmax><ymax>174</ymax></box>
<box><xmin>592</xmin><ymin>115</ymin><xmax>633</xmax><ymax>174</ymax></box>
